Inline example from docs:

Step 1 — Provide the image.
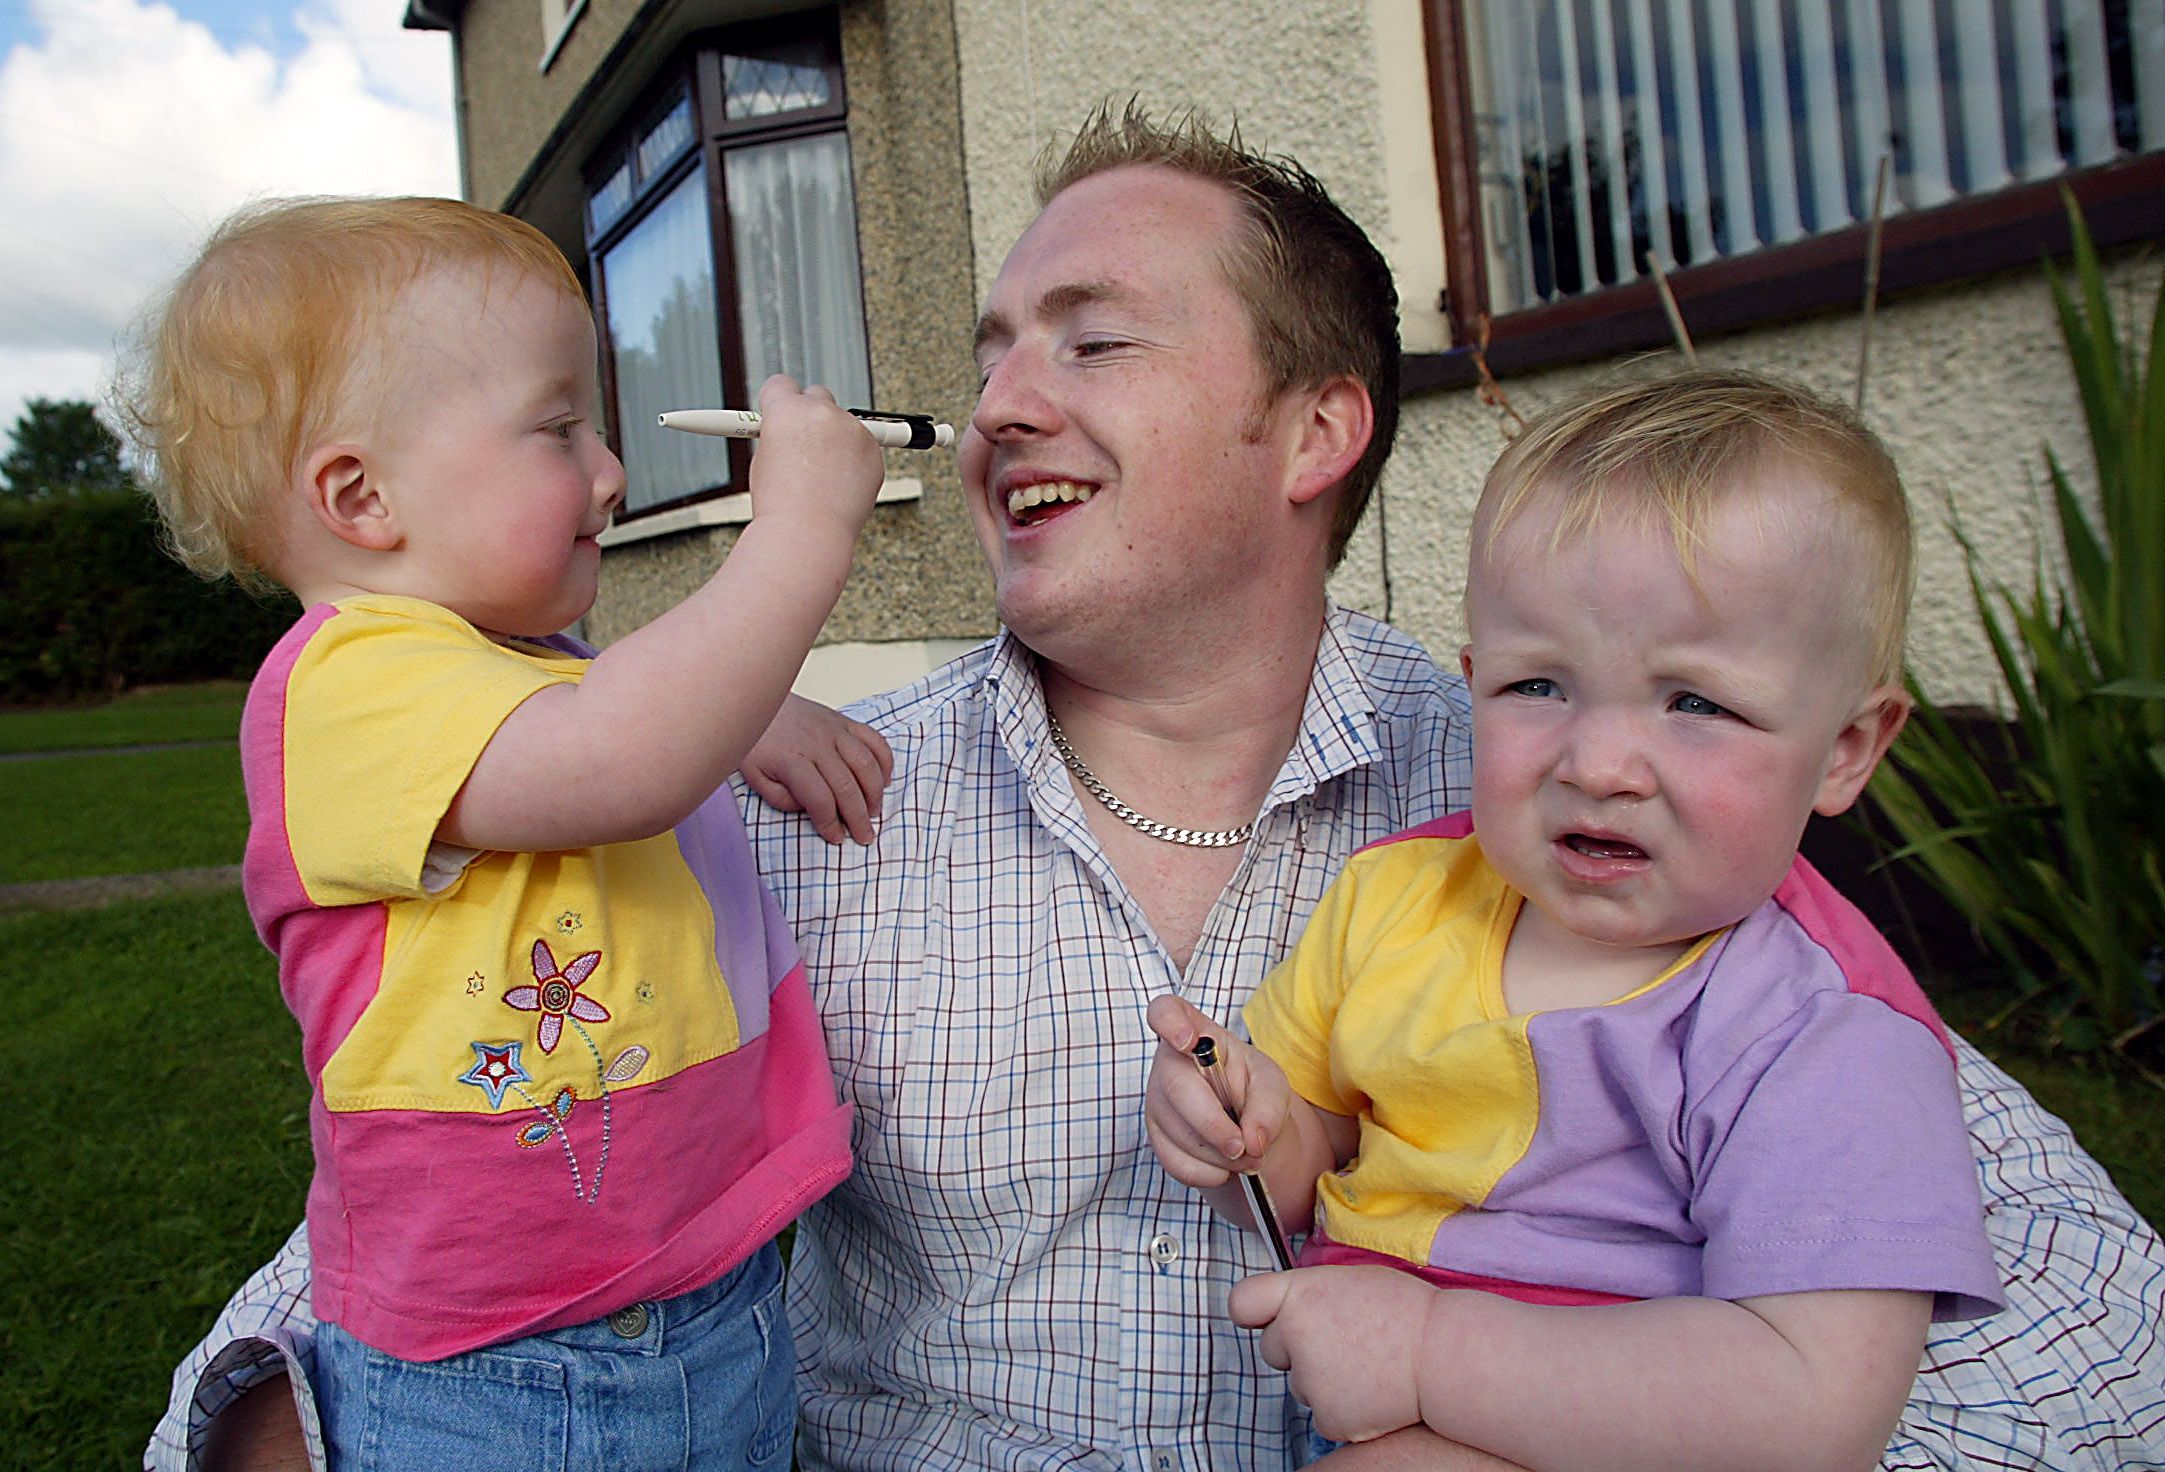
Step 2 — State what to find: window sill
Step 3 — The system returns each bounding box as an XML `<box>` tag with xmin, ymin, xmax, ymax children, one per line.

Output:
<box><xmin>596</xmin><ymin>477</ymin><xmax>922</xmax><ymax>548</ymax></box>
<box><xmin>1405</xmin><ymin>152</ymin><xmax>2165</xmax><ymax>397</ymax></box>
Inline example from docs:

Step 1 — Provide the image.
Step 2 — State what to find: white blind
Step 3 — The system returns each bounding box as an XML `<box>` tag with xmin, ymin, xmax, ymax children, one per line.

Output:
<box><xmin>1466</xmin><ymin>0</ymin><xmax>2165</xmax><ymax>313</ymax></box>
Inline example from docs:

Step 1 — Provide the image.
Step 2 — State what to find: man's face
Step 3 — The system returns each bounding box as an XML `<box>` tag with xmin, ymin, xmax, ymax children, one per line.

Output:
<box><xmin>960</xmin><ymin>165</ymin><xmax>1296</xmax><ymax>659</ymax></box>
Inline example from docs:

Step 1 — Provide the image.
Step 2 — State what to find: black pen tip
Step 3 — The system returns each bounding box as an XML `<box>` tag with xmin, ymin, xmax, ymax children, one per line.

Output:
<box><xmin>1191</xmin><ymin>1036</ymin><xmax>1218</xmax><ymax>1066</ymax></box>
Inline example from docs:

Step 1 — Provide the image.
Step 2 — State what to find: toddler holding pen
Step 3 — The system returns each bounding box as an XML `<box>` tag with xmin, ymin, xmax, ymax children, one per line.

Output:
<box><xmin>120</xmin><ymin>195</ymin><xmax>885</xmax><ymax>1470</ymax></box>
<box><xmin>1145</xmin><ymin>370</ymin><xmax>2003</xmax><ymax>1471</ymax></box>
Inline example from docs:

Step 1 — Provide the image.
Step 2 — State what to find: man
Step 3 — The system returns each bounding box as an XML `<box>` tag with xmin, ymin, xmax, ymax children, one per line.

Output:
<box><xmin>154</xmin><ymin>106</ymin><xmax>2163</xmax><ymax>1472</ymax></box>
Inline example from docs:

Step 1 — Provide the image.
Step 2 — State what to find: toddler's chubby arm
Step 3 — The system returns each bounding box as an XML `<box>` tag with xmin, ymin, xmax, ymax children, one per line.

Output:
<box><xmin>1231</xmin><ymin>1263</ymin><xmax>1930</xmax><ymax>1472</ymax></box>
<box><xmin>1143</xmin><ymin>994</ymin><xmax>1355</xmax><ymax>1236</ymax></box>
<box><xmin>741</xmin><ymin>692</ymin><xmax>893</xmax><ymax>845</ymax></box>
<box><xmin>443</xmin><ymin>375</ymin><xmax>886</xmax><ymax>853</ymax></box>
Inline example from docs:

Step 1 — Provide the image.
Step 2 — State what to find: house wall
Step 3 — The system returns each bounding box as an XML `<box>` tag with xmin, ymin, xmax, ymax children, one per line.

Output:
<box><xmin>445</xmin><ymin>0</ymin><xmax>2154</xmax><ymax>708</ymax></box>
<box><xmin>444</xmin><ymin>0</ymin><xmax>998</xmax><ymax>670</ymax></box>
<box><xmin>947</xmin><ymin>0</ymin><xmax>2156</xmax><ymax>709</ymax></box>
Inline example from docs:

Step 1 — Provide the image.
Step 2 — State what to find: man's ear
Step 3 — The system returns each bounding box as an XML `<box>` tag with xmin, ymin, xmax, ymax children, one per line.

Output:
<box><xmin>302</xmin><ymin>444</ymin><xmax>401</xmax><ymax>552</ymax></box>
<box><xmin>1459</xmin><ymin>643</ymin><xmax>1475</xmax><ymax>684</ymax></box>
<box><xmin>1283</xmin><ymin>375</ymin><xmax>1373</xmax><ymax>509</ymax></box>
<box><xmin>1813</xmin><ymin>684</ymin><xmax>1912</xmax><ymax>817</ymax></box>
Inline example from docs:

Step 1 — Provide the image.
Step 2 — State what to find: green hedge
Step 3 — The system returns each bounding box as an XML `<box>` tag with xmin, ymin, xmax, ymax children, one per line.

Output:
<box><xmin>0</xmin><ymin>490</ymin><xmax>294</xmax><ymax>702</ymax></box>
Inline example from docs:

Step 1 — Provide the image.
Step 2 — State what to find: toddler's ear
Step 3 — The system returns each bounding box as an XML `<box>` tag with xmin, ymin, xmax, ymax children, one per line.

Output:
<box><xmin>1813</xmin><ymin>686</ymin><xmax>1911</xmax><ymax>817</ymax></box>
<box><xmin>303</xmin><ymin>445</ymin><xmax>400</xmax><ymax>552</ymax></box>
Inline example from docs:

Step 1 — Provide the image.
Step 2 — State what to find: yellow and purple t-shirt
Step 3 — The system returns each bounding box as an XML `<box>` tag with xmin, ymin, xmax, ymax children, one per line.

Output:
<box><xmin>1246</xmin><ymin>812</ymin><xmax>2003</xmax><ymax>1321</ymax></box>
<box><xmin>239</xmin><ymin>596</ymin><xmax>851</xmax><ymax>1360</ymax></box>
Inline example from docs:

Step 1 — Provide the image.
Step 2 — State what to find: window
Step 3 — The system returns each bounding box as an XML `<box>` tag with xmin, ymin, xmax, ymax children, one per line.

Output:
<box><xmin>584</xmin><ymin>15</ymin><xmax>871</xmax><ymax>521</ymax></box>
<box><xmin>1422</xmin><ymin>1</ymin><xmax>2165</xmax><ymax>374</ymax></box>
<box><xmin>538</xmin><ymin>0</ymin><xmax>587</xmax><ymax>70</ymax></box>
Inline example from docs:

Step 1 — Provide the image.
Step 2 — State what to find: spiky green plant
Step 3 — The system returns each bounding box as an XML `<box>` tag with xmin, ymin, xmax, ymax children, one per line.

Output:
<box><xmin>1869</xmin><ymin>198</ymin><xmax>2164</xmax><ymax>1063</ymax></box>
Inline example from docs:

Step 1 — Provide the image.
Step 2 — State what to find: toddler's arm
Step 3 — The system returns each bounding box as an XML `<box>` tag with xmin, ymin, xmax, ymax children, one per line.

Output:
<box><xmin>1232</xmin><ymin>1265</ymin><xmax>1930</xmax><ymax>1472</ymax></box>
<box><xmin>1143</xmin><ymin>994</ymin><xmax>1353</xmax><ymax>1236</ymax></box>
<box><xmin>442</xmin><ymin>375</ymin><xmax>886</xmax><ymax>852</ymax></box>
<box><xmin>741</xmin><ymin>693</ymin><xmax>893</xmax><ymax>845</ymax></box>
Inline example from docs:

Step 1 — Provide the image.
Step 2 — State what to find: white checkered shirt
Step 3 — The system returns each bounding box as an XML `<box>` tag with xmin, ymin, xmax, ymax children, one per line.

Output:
<box><xmin>149</xmin><ymin>606</ymin><xmax>2164</xmax><ymax>1470</ymax></box>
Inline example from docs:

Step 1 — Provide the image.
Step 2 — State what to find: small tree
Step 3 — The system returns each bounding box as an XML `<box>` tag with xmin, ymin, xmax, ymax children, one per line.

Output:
<box><xmin>0</xmin><ymin>397</ymin><xmax>131</xmax><ymax>499</ymax></box>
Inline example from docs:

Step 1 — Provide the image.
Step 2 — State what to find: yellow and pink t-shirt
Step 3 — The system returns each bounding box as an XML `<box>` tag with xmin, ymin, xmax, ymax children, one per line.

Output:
<box><xmin>239</xmin><ymin>596</ymin><xmax>851</xmax><ymax>1360</ymax></box>
<box><xmin>1246</xmin><ymin>812</ymin><xmax>2003</xmax><ymax>1322</ymax></box>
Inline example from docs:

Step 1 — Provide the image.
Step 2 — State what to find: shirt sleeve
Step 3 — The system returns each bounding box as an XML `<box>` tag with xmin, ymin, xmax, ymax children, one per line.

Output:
<box><xmin>143</xmin><ymin>1223</ymin><xmax>325</xmax><ymax>1472</ymax></box>
<box><xmin>280</xmin><ymin>607</ymin><xmax>569</xmax><ymax>907</ymax></box>
<box><xmin>1883</xmin><ymin>1032</ymin><xmax>2165</xmax><ymax>1469</ymax></box>
<box><xmin>1685</xmin><ymin>988</ymin><xmax>2003</xmax><ymax>1319</ymax></box>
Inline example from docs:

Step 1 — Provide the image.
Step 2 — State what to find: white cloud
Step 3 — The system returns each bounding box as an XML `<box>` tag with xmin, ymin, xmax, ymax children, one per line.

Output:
<box><xmin>0</xmin><ymin>0</ymin><xmax>455</xmax><ymax>435</ymax></box>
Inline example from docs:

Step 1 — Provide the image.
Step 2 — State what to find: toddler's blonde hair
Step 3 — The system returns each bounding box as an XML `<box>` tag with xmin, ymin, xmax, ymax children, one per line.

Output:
<box><xmin>116</xmin><ymin>196</ymin><xmax>583</xmax><ymax>588</ymax></box>
<box><xmin>1472</xmin><ymin>368</ymin><xmax>1913</xmax><ymax>686</ymax></box>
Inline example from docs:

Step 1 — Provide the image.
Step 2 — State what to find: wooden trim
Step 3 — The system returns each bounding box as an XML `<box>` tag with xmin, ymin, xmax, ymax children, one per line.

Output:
<box><xmin>1402</xmin><ymin>152</ymin><xmax>2165</xmax><ymax>394</ymax></box>
<box><xmin>1423</xmin><ymin>0</ymin><xmax>1485</xmax><ymax>345</ymax></box>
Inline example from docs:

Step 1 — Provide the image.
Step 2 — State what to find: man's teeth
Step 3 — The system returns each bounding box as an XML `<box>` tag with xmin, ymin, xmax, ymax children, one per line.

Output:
<box><xmin>1007</xmin><ymin>481</ymin><xmax>1095</xmax><ymax>518</ymax></box>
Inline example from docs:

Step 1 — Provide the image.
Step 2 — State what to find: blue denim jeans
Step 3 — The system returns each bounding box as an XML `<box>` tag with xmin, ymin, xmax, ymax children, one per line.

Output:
<box><xmin>315</xmin><ymin>1241</ymin><xmax>793</xmax><ymax>1472</ymax></box>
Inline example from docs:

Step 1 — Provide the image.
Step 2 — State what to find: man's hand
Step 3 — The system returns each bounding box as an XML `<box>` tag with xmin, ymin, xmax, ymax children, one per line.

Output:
<box><xmin>199</xmin><ymin>1375</ymin><xmax>312</xmax><ymax>1472</ymax></box>
<box><xmin>1142</xmin><ymin>995</ymin><xmax>1291</xmax><ymax>1185</ymax></box>
<box><xmin>742</xmin><ymin>693</ymin><xmax>894</xmax><ymax>844</ymax></box>
<box><xmin>1230</xmin><ymin>1265</ymin><xmax>1443</xmax><ymax>1445</ymax></box>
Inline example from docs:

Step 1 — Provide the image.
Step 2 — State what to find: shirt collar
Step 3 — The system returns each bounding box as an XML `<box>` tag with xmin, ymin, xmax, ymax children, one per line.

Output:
<box><xmin>975</xmin><ymin>600</ymin><xmax>1382</xmax><ymax>816</ymax></box>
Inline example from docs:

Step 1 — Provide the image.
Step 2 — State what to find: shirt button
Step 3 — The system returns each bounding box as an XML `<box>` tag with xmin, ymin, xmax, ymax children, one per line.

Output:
<box><xmin>1148</xmin><ymin>1233</ymin><xmax>1181</xmax><ymax>1266</ymax></box>
<box><xmin>1152</xmin><ymin>1453</ymin><xmax>1177</xmax><ymax>1472</ymax></box>
<box><xmin>607</xmin><ymin>1302</ymin><xmax>651</xmax><ymax>1338</ymax></box>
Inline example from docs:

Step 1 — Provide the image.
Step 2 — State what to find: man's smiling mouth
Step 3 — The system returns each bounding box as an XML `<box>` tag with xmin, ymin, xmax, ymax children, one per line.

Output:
<box><xmin>1006</xmin><ymin>480</ymin><xmax>1095</xmax><ymax>525</ymax></box>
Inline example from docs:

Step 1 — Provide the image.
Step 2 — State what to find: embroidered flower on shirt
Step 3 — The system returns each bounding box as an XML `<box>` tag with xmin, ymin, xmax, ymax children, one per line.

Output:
<box><xmin>465</xmin><ymin>971</ymin><xmax>486</xmax><ymax>996</ymax></box>
<box><xmin>555</xmin><ymin>910</ymin><xmax>582</xmax><ymax>935</ymax></box>
<box><xmin>502</xmin><ymin>940</ymin><xmax>609</xmax><ymax>1053</ymax></box>
<box><xmin>457</xmin><ymin>1041</ymin><xmax>530</xmax><ymax>1109</ymax></box>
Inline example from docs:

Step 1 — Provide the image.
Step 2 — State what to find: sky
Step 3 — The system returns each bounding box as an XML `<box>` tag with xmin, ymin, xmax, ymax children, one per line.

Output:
<box><xmin>0</xmin><ymin>0</ymin><xmax>457</xmax><ymax>443</ymax></box>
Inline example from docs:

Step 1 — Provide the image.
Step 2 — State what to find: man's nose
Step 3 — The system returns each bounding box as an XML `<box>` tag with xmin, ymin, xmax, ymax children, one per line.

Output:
<box><xmin>970</xmin><ymin>346</ymin><xmax>1063</xmax><ymax>441</ymax></box>
<box><xmin>1556</xmin><ymin>711</ymin><xmax>1655</xmax><ymax>799</ymax></box>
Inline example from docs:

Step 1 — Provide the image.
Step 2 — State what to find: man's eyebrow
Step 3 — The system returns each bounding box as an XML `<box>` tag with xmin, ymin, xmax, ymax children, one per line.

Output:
<box><xmin>972</xmin><ymin>279</ymin><xmax>1140</xmax><ymax>355</ymax></box>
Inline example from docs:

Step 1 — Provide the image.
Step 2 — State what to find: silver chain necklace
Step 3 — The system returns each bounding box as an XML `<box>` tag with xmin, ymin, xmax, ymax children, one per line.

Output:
<box><xmin>1045</xmin><ymin>710</ymin><xmax>1255</xmax><ymax>849</ymax></box>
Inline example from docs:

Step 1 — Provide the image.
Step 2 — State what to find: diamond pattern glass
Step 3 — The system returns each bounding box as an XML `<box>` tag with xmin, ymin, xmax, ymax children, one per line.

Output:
<box><xmin>722</xmin><ymin>40</ymin><xmax>831</xmax><ymax>120</ymax></box>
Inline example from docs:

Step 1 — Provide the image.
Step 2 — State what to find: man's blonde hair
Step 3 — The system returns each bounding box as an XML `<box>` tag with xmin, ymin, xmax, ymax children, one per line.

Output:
<box><xmin>1037</xmin><ymin>102</ymin><xmax>1400</xmax><ymax>569</ymax></box>
<box><xmin>1473</xmin><ymin>369</ymin><xmax>1913</xmax><ymax>685</ymax></box>
<box><xmin>115</xmin><ymin>196</ymin><xmax>584</xmax><ymax>588</ymax></box>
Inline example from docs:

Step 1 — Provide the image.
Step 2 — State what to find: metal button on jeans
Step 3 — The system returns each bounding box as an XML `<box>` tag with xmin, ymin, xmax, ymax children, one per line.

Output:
<box><xmin>1147</xmin><ymin>1233</ymin><xmax>1180</xmax><ymax>1266</ymax></box>
<box><xmin>607</xmin><ymin>1302</ymin><xmax>651</xmax><ymax>1338</ymax></box>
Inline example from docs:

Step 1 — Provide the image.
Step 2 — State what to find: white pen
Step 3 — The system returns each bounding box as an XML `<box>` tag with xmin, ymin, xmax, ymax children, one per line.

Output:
<box><xmin>658</xmin><ymin>407</ymin><xmax>956</xmax><ymax>450</ymax></box>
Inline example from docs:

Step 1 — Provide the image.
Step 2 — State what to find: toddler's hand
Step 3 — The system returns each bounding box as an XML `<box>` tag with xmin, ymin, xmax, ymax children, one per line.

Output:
<box><xmin>742</xmin><ymin>693</ymin><xmax>894</xmax><ymax>845</ymax></box>
<box><xmin>747</xmin><ymin>374</ymin><xmax>886</xmax><ymax>538</ymax></box>
<box><xmin>1143</xmin><ymin>994</ymin><xmax>1290</xmax><ymax>1187</ymax></box>
<box><xmin>1231</xmin><ymin>1265</ymin><xmax>1440</xmax><ymax>1445</ymax></box>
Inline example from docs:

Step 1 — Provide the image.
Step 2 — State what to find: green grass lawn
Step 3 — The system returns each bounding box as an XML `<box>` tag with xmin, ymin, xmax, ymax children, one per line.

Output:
<box><xmin>0</xmin><ymin>743</ymin><xmax>249</xmax><ymax>883</ymax></box>
<box><xmin>1930</xmin><ymin>983</ymin><xmax>2165</xmax><ymax>1228</ymax></box>
<box><xmin>0</xmin><ymin>681</ymin><xmax>246</xmax><ymax>754</ymax></box>
<box><xmin>3</xmin><ymin>890</ymin><xmax>308</xmax><ymax>1472</ymax></box>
